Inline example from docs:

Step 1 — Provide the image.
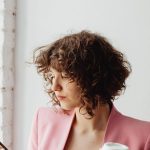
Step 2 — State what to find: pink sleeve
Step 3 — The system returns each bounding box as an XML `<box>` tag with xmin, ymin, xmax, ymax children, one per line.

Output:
<box><xmin>28</xmin><ymin>108</ymin><xmax>39</xmax><ymax>150</ymax></box>
<box><xmin>144</xmin><ymin>134</ymin><xmax>150</xmax><ymax>150</ymax></box>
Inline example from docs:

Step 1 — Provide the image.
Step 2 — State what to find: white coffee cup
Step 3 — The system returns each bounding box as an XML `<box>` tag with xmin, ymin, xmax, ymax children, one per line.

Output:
<box><xmin>101</xmin><ymin>142</ymin><xmax>129</xmax><ymax>150</ymax></box>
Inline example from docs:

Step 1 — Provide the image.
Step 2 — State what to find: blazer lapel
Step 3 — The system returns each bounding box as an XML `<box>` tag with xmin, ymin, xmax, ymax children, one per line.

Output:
<box><xmin>104</xmin><ymin>105</ymin><xmax>122</xmax><ymax>143</ymax></box>
<box><xmin>57</xmin><ymin>110</ymin><xmax>75</xmax><ymax>150</ymax></box>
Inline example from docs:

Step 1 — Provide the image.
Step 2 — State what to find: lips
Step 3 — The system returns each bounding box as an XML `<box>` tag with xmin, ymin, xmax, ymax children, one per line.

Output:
<box><xmin>56</xmin><ymin>95</ymin><xmax>66</xmax><ymax>100</ymax></box>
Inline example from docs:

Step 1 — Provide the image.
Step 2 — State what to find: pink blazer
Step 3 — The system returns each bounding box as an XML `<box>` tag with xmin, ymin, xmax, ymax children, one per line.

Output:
<box><xmin>28</xmin><ymin>105</ymin><xmax>150</xmax><ymax>150</ymax></box>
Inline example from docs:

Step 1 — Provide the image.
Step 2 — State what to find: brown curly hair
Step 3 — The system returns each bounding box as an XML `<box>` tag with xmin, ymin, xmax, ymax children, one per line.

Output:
<box><xmin>33</xmin><ymin>30</ymin><xmax>131</xmax><ymax>117</ymax></box>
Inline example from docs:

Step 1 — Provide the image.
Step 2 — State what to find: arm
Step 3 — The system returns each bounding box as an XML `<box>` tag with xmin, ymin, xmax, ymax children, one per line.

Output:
<box><xmin>144</xmin><ymin>134</ymin><xmax>150</xmax><ymax>150</ymax></box>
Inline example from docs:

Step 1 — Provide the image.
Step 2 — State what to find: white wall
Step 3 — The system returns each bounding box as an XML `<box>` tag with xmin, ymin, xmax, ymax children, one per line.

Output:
<box><xmin>14</xmin><ymin>0</ymin><xmax>150</xmax><ymax>149</ymax></box>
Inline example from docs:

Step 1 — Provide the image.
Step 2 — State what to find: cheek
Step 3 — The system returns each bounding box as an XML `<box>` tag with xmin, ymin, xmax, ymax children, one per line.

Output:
<box><xmin>65</xmin><ymin>81</ymin><xmax>82</xmax><ymax>97</ymax></box>
<box><xmin>72</xmin><ymin>87</ymin><xmax>82</xmax><ymax>99</ymax></box>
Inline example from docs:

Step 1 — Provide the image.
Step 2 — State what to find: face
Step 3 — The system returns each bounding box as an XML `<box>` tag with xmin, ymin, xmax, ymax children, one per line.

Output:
<box><xmin>49</xmin><ymin>68</ymin><xmax>82</xmax><ymax>110</ymax></box>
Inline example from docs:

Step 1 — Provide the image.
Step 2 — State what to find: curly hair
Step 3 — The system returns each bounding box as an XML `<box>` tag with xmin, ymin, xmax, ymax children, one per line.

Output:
<box><xmin>33</xmin><ymin>30</ymin><xmax>132</xmax><ymax>117</ymax></box>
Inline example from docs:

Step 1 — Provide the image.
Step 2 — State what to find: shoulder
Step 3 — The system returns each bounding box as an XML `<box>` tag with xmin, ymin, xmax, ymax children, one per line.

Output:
<box><xmin>37</xmin><ymin>106</ymin><xmax>74</xmax><ymax>116</ymax></box>
<box><xmin>106</xmin><ymin>106</ymin><xmax>150</xmax><ymax>149</ymax></box>
<box><xmin>110</xmin><ymin>106</ymin><xmax>150</xmax><ymax>137</ymax></box>
<box><xmin>35</xmin><ymin>106</ymin><xmax>75</xmax><ymax>124</ymax></box>
<box><xmin>115</xmin><ymin>107</ymin><xmax>150</xmax><ymax>130</ymax></box>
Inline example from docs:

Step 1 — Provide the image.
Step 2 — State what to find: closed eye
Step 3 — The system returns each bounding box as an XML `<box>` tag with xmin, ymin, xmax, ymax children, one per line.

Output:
<box><xmin>61</xmin><ymin>73</ymin><xmax>70</xmax><ymax>79</ymax></box>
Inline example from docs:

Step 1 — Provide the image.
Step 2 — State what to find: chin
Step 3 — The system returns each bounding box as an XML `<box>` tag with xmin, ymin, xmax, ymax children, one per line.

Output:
<box><xmin>60</xmin><ymin>104</ymin><xmax>75</xmax><ymax>111</ymax></box>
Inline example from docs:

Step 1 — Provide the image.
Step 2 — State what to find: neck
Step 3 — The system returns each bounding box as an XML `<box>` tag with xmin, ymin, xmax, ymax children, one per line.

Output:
<box><xmin>74</xmin><ymin>104</ymin><xmax>111</xmax><ymax>134</ymax></box>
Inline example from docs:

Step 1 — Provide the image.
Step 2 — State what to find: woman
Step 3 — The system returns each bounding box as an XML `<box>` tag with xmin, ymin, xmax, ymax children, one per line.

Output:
<box><xmin>28</xmin><ymin>31</ymin><xmax>150</xmax><ymax>150</ymax></box>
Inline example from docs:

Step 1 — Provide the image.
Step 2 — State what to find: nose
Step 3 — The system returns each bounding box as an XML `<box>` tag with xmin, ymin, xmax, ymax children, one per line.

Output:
<box><xmin>51</xmin><ymin>77</ymin><xmax>62</xmax><ymax>91</ymax></box>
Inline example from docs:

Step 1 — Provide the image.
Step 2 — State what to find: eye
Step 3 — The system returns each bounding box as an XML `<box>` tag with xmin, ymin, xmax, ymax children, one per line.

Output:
<box><xmin>61</xmin><ymin>72</ymin><xmax>69</xmax><ymax>79</ymax></box>
<box><xmin>61</xmin><ymin>72</ymin><xmax>74</xmax><ymax>83</ymax></box>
